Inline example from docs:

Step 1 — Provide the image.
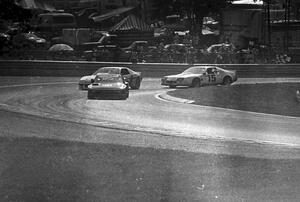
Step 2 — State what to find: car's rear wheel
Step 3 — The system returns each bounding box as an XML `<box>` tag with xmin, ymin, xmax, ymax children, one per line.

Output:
<box><xmin>223</xmin><ymin>76</ymin><xmax>232</xmax><ymax>85</ymax></box>
<box><xmin>131</xmin><ymin>78</ymin><xmax>141</xmax><ymax>89</ymax></box>
<box><xmin>191</xmin><ymin>78</ymin><xmax>201</xmax><ymax>87</ymax></box>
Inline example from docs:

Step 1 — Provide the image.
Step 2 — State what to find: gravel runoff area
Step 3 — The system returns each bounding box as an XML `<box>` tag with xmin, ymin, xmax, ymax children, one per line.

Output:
<box><xmin>168</xmin><ymin>82</ymin><xmax>300</xmax><ymax>117</ymax></box>
<box><xmin>1</xmin><ymin>136</ymin><xmax>300</xmax><ymax>202</ymax></box>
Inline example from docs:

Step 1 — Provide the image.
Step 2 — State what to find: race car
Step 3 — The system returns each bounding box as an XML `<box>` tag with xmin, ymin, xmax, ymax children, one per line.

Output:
<box><xmin>79</xmin><ymin>66</ymin><xmax>142</xmax><ymax>90</ymax></box>
<box><xmin>161</xmin><ymin>66</ymin><xmax>237</xmax><ymax>88</ymax></box>
<box><xmin>87</xmin><ymin>73</ymin><xmax>129</xmax><ymax>100</ymax></box>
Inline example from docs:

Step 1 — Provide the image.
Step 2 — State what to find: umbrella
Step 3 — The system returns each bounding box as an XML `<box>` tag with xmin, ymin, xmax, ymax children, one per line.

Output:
<box><xmin>206</xmin><ymin>43</ymin><xmax>234</xmax><ymax>53</ymax></box>
<box><xmin>49</xmin><ymin>44</ymin><xmax>74</xmax><ymax>51</ymax></box>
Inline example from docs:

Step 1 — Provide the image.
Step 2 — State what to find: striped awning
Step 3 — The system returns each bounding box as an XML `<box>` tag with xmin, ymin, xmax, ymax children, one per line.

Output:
<box><xmin>92</xmin><ymin>7</ymin><xmax>134</xmax><ymax>23</ymax></box>
<box><xmin>110</xmin><ymin>15</ymin><xmax>153</xmax><ymax>32</ymax></box>
<box><xmin>16</xmin><ymin>0</ymin><xmax>56</xmax><ymax>12</ymax></box>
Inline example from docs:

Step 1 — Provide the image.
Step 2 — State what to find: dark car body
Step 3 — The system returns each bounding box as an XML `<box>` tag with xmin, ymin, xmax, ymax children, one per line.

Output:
<box><xmin>79</xmin><ymin>66</ymin><xmax>142</xmax><ymax>90</ymax></box>
<box><xmin>12</xmin><ymin>32</ymin><xmax>49</xmax><ymax>49</ymax></box>
<box><xmin>87</xmin><ymin>73</ymin><xmax>129</xmax><ymax>100</ymax></box>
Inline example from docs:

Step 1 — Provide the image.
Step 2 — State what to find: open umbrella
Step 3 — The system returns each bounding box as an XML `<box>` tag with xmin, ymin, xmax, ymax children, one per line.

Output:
<box><xmin>207</xmin><ymin>43</ymin><xmax>234</xmax><ymax>53</ymax></box>
<box><xmin>49</xmin><ymin>44</ymin><xmax>74</xmax><ymax>51</ymax></box>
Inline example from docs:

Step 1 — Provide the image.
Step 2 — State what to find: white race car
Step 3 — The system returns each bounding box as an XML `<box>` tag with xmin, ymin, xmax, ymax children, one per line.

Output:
<box><xmin>161</xmin><ymin>66</ymin><xmax>237</xmax><ymax>88</ymax></box>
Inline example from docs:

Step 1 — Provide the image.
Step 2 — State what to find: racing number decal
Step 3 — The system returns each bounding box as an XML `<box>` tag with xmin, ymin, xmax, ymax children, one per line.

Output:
<box><xmin>208</xmin><ymin>74</ymin><xmax>216</xmax><ymax>82</ymax></box>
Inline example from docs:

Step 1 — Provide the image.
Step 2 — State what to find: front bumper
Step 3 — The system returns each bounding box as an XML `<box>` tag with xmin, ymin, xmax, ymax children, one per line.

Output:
<box><xmin>79</xmin><ymin>83</ymin><xmax>90</xmax><ymax>90</ymax></box>
<box><xmin>161</xmin><ymin>78</ymin><xmax>185</xmax><ymax>86</ymax></box>
<box><xmin>87</xmin><ymin>89</ymin><xmax>129</xmax><ymax>99</ymax></box>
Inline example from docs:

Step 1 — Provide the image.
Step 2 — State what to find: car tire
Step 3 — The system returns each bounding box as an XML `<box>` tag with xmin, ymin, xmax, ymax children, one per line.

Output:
<box><xmin>131</xmin><ymin>78</ymin><xmax>141</xmax><ymax>89</ymax></box>
<box><xmin>121</xmin><ymin>93</ymin><xmax>128</xmax><ymax>100</ymax></box>
<box><xmin>191</xmin><ymin>78</ymin><xmax>201</xmax><ymax>88</ymax></box>
<box><xmin>131</xmin><ymin>77</ymin><xmax>141</xmax><ymax>90</ymax></box>
<box><xmin>223</xmin><ymin>76</ymin><xmax>232</xmax><ymax>85</ymax></box>
<box><xmin>87</xmin><ymin>91</ymin><xmax>93</xmax><ymax>99</ymax></box>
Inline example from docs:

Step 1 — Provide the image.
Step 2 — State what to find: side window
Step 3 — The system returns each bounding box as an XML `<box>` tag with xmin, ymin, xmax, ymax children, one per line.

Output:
<box><xmin>121</xmin><ymin>68</ymin><xmax>130</xmax><ymax>75</ymax></box>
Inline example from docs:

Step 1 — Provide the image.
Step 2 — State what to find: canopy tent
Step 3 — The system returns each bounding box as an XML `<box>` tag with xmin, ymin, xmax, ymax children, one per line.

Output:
<box><xmin>92</xmin><ymin>7</ymin><xmax>134</xmax><ymax>23</ymax></box>
<box><xmin>16</xmin><ymin>0</ymin><xmax>56</xmax><ymax>12</ymax></box>
<box><xmin>110</xmin><ymin>14</ymin><xmax>153</xmax><ymax>32</ymax></box>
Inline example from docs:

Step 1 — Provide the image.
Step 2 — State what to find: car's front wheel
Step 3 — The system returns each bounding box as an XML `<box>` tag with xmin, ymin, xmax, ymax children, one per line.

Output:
<box><xmin>223</xmin><ymin>76</ymin><xmax>232</xmax><ymax>85</ymax></box>
<box><xmin>191</xmin><ymin>78</ymin><xmax>201</xmax><ymax>87</ymax></box>
<box><xmin>131</xmin><ymin>78</ymin><xmax>141</xmax><ymax>89</ymax></box>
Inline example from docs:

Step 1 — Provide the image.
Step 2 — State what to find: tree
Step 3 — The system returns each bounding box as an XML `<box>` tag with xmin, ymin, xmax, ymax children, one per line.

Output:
<box><xmin>0</xmin><ymin>0</ymin><xmax>32</xmax><ymax>22</ymax></box>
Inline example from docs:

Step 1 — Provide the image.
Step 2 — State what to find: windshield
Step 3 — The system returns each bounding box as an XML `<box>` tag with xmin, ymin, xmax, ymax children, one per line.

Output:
<box><xmin>183</xmin><ymin>67</ymin><xmax>206</xmax><ymax>74</ymax></box>
<box><xmin>93</xmin><ymin>68</ymin><xmax>120</xmax><ymax>75</ymax></box>
<box><xmin>94</xmin><ymin>75</ymin><xmax>122</xmax><ymax>83</ymax></box>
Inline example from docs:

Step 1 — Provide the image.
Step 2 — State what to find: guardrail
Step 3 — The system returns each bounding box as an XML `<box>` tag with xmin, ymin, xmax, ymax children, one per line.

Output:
<box><xmin>1</xmin><ymin>60</ymin><xmax>300</xmax><ymax>78</ymax></box>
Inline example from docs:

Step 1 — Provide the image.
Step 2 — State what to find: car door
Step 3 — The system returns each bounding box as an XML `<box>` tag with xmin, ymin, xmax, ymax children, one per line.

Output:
<box><xmin>120</xmin><ymin>68</ymin><xmax>132</xmax><ymax>83</ymax></box>
<box><xmin>214</xmin><ymin>67</ymin><xmax>223</xmax><ymax>84</ymax></box>
<box><xmin>203</xmin><ymin>67</ymin><xmax>217</xmax><ymax>85</ymax></box>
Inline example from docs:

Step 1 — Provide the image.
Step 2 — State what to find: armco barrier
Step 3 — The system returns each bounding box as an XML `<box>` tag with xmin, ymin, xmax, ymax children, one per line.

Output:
<box><xmin>1</xmin><ymin>60</ymin><xmax>300</xmax><ymax>78</ymax></box>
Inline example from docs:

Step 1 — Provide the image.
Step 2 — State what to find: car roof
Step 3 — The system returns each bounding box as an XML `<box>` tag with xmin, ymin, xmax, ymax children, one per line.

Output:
<box><xmin>95</xmin><ymin>73</ymin><xmax>120</xmax><ymax>77</ymax></box>
<box><xmin>189</xmin><ymin>66</ymin><xmax>217</xmax><ymax>69</ymax></box>
<box><xmin>100</xmin><ymin>66</ymin><xmax>128</xmax><ymax>70</ymax></box>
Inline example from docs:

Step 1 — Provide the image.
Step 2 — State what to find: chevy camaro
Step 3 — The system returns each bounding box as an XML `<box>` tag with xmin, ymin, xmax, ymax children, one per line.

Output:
<box><xmin>87</xmin><ymin>73</ymin><xmax>129</xmax><ymax>100</ymax></box>
<box><xmin>161</xmin><ymin>66</ymin><xmax>237</xmax><ymax>88</ymax></box>
<box><xmin>79</xmin><ymin>66</ymin><xmax>142</xmax><ymax>90</ymax></box>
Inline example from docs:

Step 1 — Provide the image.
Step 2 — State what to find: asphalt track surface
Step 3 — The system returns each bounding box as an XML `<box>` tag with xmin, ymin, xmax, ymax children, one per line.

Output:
<box><xmin>1</xmin><ymin>77</ymin><xmax>300</xmax><ymax>159</ymax></box>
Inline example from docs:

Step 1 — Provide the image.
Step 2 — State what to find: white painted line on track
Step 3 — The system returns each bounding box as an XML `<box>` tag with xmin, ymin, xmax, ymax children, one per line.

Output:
<box><xmin>155</xmin><ymin>92</ymin><xmax>300</xmax><ymax>120</ymax></box>
<box><xmin>155</xmin><ymin>92</ymin><xmax>195</xmax><ymax>104</ymax></box>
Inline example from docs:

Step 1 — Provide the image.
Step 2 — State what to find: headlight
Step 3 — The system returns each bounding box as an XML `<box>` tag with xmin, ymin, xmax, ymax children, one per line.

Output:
<box><xmin>118</xmin><ymin>83</ymin><xmax>127</xmax><ymax>89</ymax></box>
<box><xmin>177</xmin><ymin>78</ymin><xmax>184</xmax><ymax>83</ymax></box>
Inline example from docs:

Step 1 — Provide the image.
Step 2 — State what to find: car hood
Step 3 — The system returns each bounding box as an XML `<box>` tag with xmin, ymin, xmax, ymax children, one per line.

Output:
<box><xmin>79</xmin><ymin>75</ymin><xmax>96</xmax><ymax>84</ymax></box>
<box><xmin>165</xmin><ymin>73</ymin><xmax>202</xmax><ymax>80</ymax></box>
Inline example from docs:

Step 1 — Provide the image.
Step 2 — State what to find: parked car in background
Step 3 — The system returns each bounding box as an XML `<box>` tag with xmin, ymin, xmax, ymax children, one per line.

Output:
<box><xmin>12</xmin><ymin>32</ymin><xmax>49</xmax><ymax>49</ymax></box>
<box><xmin>77</xmin><ymin>33</ymin><xmax>118</xmax><ymax>51</ymax></box>
<box><xmin>87</xmin><ymin>73</ymin><xmax>129</xmax><ymax>100</ymax></box>
<box><xmin>161</xmin><ymin>66</ymin><xmax>237</xmax><ymax>88</ymax></box>
<box><xmin>34</xmin><ymin>12</ymin><xmax>76</xmax><ymax>32</ymax></box>
<box><xmin>79</xmin><ymin>66</ymin><xmax>142</xmax><ymax>90</ymax></box>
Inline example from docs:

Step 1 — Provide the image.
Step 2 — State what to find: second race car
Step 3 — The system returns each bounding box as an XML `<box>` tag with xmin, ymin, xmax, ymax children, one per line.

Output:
<box><xmin>161</xmin><ymin>66</ymin><xmax>237</xmax><ymax>88</ymax></box>
<box><xmin>79</xmin><ymin>66</ymin><xmax>142</xmax><ymax>90</ymax></box>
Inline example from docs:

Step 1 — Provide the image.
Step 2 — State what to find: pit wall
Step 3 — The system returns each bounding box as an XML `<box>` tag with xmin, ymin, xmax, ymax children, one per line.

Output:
<box><xmin>1</xmin><ymin>60</ymin><xmax>300</xmax><ymax>78</ymax></box>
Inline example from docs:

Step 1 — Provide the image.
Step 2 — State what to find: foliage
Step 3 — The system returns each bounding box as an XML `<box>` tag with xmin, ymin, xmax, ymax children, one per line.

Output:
<box><xmin>0</xmin><ymin>0</ymin><xmax>32</xmax><ymax>21</ymax></box>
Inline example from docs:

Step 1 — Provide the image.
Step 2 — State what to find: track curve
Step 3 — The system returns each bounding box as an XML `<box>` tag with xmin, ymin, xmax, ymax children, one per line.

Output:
<box><xmin>1</xmin><ymin>77</ymin><xmax>300</xmax><ymax>158</ymax></box>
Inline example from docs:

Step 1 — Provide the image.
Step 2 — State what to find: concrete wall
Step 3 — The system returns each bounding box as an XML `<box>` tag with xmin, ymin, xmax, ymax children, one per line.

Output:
<box><xmin>1</xmin><ymin>60</ymin><xmax>300</xmax><ymax>78</ymax></box>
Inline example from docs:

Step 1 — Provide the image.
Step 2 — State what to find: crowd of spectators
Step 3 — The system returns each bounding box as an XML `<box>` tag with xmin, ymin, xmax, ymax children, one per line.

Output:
<box><xmin>0</xmin><ymin>21</ymin><xmax>293</xmax><ymax>64</ymax></box>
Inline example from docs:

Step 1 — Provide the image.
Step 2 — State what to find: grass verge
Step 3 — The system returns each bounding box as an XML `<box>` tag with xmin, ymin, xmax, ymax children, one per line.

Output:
<box><xmin>168</xmin><ymin>83</ymin><xmax>300</xmax><ymax>117</ymax></box>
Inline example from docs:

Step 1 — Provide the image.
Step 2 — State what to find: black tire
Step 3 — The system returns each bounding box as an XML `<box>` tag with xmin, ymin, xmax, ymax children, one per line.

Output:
<box><xmin>87</xmin><ymin>91</ymin><xmax>94</xmax><ymax>99</ymax></box>
<box><xmin>131</xmin><ymin>78</ymin><xmax>141</xmax><ymax>89</ymax></box>
<box><xmin>120</xmin><ymin>92</ymin><xmax>129</xmax><ymax>100</ymax></box>
<box><xmin>223</xmin><ymin>76</ymin><xmax>232</xmax><ymax>85</ymax></box>
<box><xmin>191</xmin><ymin>78</ymin><xmax>201</xmax><ymax>88</ymax></box>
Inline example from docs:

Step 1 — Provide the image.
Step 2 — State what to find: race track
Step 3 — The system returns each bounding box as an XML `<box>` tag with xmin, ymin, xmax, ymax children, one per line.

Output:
<box><xmin>1</xmin><ymin>77</ymin><xmax>300</xmax><ymax>159</ymax></box>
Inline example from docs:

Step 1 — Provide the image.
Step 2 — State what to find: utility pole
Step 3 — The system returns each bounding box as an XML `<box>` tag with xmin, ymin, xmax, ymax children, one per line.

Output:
<box><xmin>267</xmin><ymin>0</ymin><xmax>271</xmax><ymax>58</ymax></box>
<box><xmin>287</xmin><ymin>0</ymin><xmax>291</xmax><ymax>53</ymax></box>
